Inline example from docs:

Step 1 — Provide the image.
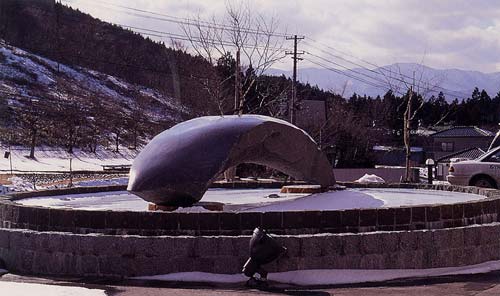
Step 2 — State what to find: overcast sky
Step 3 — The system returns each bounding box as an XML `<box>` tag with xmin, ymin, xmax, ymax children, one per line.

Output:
<box><xmin>65</xmin><ymin>0</ymin><xmax>500</xmax><ymax>73</ymax></box>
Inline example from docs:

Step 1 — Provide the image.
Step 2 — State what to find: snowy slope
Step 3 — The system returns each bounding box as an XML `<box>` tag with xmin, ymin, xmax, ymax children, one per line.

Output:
<box><xmin>0</xmin><ymin>41</ymin><xmax>189</xmax><ymax>121</ymax></box>
<box><xmin>0</xmin><ymin>144</ymin><xmax>137</xmax><ymax>172</ymax></box>
<box><xmin>268</xmin><ymin>63</ymin><xmax>500</xmax><ymax>100</ymax></box>
<box><xmin>0</xmin><ymin>282</ymin><xmax>106</xmax><ymax>296</ymax></box>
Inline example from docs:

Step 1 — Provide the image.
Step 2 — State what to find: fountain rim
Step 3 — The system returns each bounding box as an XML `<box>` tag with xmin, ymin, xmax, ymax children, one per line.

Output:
<box><xmin>0</xmin><ymin>182</ymin><xmax>498</xmax><ymax>237</ymax></box>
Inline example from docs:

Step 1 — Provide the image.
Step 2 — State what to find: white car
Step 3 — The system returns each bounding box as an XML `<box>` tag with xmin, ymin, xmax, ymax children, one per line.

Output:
<box><xmin>448</xmin><ymin>146</ymin><xmax>500</xmax><ymax>188</ymax></box>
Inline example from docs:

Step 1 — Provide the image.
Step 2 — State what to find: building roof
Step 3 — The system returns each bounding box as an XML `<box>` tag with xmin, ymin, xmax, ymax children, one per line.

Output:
<box><xmin>436</xmin><ymin>147</ymin><xmax>486</xmax><ymax>163</ymax></box>
<box><xmin>373</xmin><ymin>146</ymin><xmax>423</xmax><ymax>152</ymax></box>
<box><xmin>431</xmin><ymin>126</ymin><xmax>494</xmax><ymax>138</ymax></box>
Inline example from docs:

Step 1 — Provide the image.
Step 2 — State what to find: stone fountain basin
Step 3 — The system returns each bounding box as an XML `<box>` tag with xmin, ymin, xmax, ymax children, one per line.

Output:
<box><xmin>16</xmin><ymin>187</ymin><xmax>486</xmax><ymax>212</ymax></box>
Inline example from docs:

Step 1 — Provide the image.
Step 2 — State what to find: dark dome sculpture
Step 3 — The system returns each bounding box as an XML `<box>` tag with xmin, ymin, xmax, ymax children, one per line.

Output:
<box><xmin>127</xmin><ymin>115</ymin><xmax>335</xmax><ymax>206</ymax></box>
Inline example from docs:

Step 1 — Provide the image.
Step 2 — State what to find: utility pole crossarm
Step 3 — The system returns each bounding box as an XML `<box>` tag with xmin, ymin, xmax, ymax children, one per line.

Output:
<box><xmin>285</xmin><ymin>35</ymin><xmax>305</xmax><ymax>125</ymax></box>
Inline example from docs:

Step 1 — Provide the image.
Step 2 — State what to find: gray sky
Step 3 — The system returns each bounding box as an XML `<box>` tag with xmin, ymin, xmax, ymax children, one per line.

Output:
<box><xmin>65</xmin><ymin>0</ymin><xmax>500</xmax><ymax>73</ymax></box>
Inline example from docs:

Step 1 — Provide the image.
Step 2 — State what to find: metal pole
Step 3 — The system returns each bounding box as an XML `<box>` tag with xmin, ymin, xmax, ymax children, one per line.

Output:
<box><xmin>69</xmin><ymin>158</ymin><xmax>73</xmax><ymax>188</ymax></box>
<box><xmin>427</xmin><ymin>165</ymin><xmax>433</xmax><ymax>184</ymax></box>
<box><xmin>8</xmin><ymin>133</ymin><xmax>12</xmax><ymax>176</ymax></box>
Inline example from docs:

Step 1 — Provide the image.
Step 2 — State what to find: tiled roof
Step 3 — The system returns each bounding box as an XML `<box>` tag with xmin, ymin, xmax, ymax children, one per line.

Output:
<box><xmin>436</xmin><ymin>147</ymin><xmax>485</xmax><ymax>163</ymax></box>
<box><xmin>431</xmin><ymin>126</ymin><xmax>495</xmax><ymax>138</ymax></box>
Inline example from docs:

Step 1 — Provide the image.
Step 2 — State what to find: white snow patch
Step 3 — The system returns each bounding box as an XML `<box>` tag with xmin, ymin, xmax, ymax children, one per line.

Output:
<box><xmin>132</xmin><ymin>259</ymin><xmax>500</xmax><ymax>286</ymax></box>
<box><xmin>0</xmin><ymin>47</ymin><xmax>54</xmax><ymax>86</ymax></box>
<box><xmin>73</xmin><ymin>177</ymin><xmax>129</xmax><ymax>187</ymax></box>
<box><xmin>174</xmin><ymin>206</ymin><xmax>211</xmax><ymax>213</ymax></box>
<box><xmin>16</xmin><ymin>188</ymin><xmax>305</xmax><ymax>212</ymax></box>
<box><xmin>246</xmin><ymin>188</ymin><xmax>486</xmax><ymax>212</ymax></box>
<box><xmin>7</xmin><ymin>177</ymin><xmax>36</xmax><ymax>192</ymax></box>
<box><xmin>0</xmin><ymin>281</ymin><xmax>106</xmax><ymax>296</ymax></box>
<box><xmin>18</xmin><ymin>191</ymin><xmax>147</xmax><ymax>211</ymax></box>
<box><xmin>106</xmin><ymin>75</ymin><xmax>129</xmax><ymax>90</ymax></box>
<box><xmin>0</xmin><ymin>145</ymin><xmax>137</xmax><ymax>173</ymax></box>
<box><xmin>355</xmin><ymin>174</ymin><xmax>385</xmax><ymax>184</ymax></box>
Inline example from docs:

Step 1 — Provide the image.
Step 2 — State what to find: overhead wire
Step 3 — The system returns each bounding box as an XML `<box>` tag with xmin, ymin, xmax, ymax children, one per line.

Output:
<box><xmin>304</xmin><ymin>38</ymin><xmax>470</xmax><ymax>100</ymax></box>
<box><xmin>61</xmin><ymin>0</ymin><xmax>289</xmax><ymax>37</ymax></box>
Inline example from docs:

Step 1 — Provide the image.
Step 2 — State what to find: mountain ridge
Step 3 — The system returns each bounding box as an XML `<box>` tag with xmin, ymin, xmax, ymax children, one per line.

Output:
<box><xmin>268</xmin><ymin>62</ymin><xmax>500</xmax><ymax>100</ymax></box>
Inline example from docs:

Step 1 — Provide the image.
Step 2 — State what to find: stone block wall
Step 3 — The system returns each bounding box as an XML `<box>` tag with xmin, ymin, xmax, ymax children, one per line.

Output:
<box><xmin>1</xmin><ymin>223</ymin><xmax>500</xmax><ymax>277</ymax></box>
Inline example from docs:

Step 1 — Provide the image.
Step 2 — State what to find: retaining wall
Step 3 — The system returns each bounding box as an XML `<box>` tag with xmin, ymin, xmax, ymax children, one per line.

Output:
<box><xmin>1</xmin><ymin>223</ymin><xmax>499</xmax><ymax>277</ymax></box>
<box><xmin>2</xmin><ymin>183</ymin><xmax>500</xmax><ymax>277</ymax></box>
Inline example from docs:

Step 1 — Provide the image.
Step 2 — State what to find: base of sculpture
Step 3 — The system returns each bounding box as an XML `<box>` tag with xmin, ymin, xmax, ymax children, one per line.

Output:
<box><xmin>148</xmin><ymin>201</ymin><xmax>224</xmax><ymax>212</ymax></box>
<box><xmin>280</xmin><ymin>185</ymin><xmax>327</xmax><ymax>194</ymax></box>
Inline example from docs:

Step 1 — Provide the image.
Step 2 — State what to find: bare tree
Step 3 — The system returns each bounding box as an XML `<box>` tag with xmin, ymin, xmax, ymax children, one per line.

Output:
<box><xmin>382</xmin><ymin>61</ymin><xmax>444</xmax><ymax>182</ymax></box>
<box><xmin>180</xmin><ymin>1</ymin><xmax>285</xmax><ymax>115</ymax></box>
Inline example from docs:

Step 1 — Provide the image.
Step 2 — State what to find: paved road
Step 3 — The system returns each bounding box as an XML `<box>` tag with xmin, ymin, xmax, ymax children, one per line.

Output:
<box><xmin>3</xmin><ymin>272</ymin><xmax>500</xmax><ymax>295</ymax></box>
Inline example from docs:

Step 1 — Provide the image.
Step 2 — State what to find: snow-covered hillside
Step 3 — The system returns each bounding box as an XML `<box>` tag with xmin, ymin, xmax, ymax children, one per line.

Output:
<box><xmin>269</xmin><ymin>63</ymin><xmax>500</xmax><ymax>100</ymax></box>
<box><xmin>0</xmin><ymin>144</ymin><xmax>137</xmax><ymax>172</ymax></box>
<box><xmin>0</xmin><ymin>41</ymin><xmax>189</xmax><ymax>121</ymax></box>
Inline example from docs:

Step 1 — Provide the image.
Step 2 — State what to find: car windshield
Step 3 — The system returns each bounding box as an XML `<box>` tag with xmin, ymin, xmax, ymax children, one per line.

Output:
<box><xmin>482</xmin><ymin>147</ymin><xmax>500</xmax><ymax>162</ymax></box>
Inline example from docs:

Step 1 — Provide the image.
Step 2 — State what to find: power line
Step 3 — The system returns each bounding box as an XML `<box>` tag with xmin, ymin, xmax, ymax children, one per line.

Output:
<box><xmin>305</xmin><ymin>51</ymin><xmax>390</xmax><ymax>88</ymax></box>
<box><xmin>61</xmin><ymin>0</ymin><xmax>288</xmax><ymax>37</ymax></box>
<box><xmin>27</xmin><ymin>4</ymin><xmax>286</xmax><ymax>52</ymax></box>
<box><xmin>303</xmin><ymin>57</ymin><xmax>391</xmax><ymax>93</ymax></box>
<box><xmin>304</xmin><ymin>38</ymin><xmax>470</xmax><ymax>100</ymax></box>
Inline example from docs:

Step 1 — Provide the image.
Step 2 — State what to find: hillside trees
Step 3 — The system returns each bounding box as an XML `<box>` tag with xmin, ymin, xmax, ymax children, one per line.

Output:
<box><xmin>0</xmin><ymin>0</ymin><xmax>215</xmax><ymax>115</ymax></box>
<box><xmin>181</xmin><ymin>1</ymin><xmax>285</xmax><ymax>114</ymax></box>
<box><xmin>14</xmin><ymin>97</ymin><xmax>48</xmax><ymax>158</ymax></box>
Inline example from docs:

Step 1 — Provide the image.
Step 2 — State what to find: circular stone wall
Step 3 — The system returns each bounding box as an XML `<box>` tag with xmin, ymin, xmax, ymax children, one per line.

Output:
<box><xmin>1</xmin><ymin>183</ymin><xmax>499</xmax><ymax>236</ymax></box>
<box><xmin>1</xmin><ymin>183</ymin><xmax>500</xmax><ymax>277</ymax></box>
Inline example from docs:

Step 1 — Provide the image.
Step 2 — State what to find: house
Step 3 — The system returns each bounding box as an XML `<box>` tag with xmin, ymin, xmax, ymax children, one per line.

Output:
<box><xmin>429</xmin><ymin>126</ymin><xmax>494</xmax><ymax>160</ymax></box>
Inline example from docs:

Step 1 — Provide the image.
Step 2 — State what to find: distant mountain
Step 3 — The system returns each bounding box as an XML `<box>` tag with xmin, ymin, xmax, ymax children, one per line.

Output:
<box><xmin>268</xmin><ymin>63</ymin><xmax>500</xmax><ymax>101</ymax></box>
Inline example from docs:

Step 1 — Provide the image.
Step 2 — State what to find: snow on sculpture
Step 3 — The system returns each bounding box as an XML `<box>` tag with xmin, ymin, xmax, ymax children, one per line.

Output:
<box><xmin>127</xmin><ymin>115</ymin><xmax>335</xmax><ymax>206</ymax></box>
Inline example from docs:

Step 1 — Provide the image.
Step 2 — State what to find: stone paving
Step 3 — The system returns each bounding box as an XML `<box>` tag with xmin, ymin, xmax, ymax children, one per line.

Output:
<box><xmin>4</xmin><ymin>271</ymin><xmax>500</xmax><ymax>296</ymax></box>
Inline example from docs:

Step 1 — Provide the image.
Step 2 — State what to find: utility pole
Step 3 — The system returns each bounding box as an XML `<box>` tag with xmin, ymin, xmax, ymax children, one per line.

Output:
<box><xmin>286</xmin><ymin>35</ymin><xmax>304</xmax><ymax>124</ymax></box>
<box><xmin>55</xmin><ymin>0</ymin><xmax>61</xmax><ymax>73</ymax></box>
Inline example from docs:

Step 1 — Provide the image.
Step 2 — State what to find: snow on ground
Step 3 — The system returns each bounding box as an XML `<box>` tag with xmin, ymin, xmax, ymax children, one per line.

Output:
<box><xmin>17</xmin><ymin>188</ymin><xmax>307</xmax><ymax>211</ymax></box>
<box><xmin>4</xmin><ymin>175</ymin><xmax>128</xmax><ymax>192</ymax></box>
<box><xmin>0</xmin><ymin>47</ymin><xmax>55</xmax><ymax>86</ymax></box>
<box><xmin>73</xmin><ymin>177</ymin><xmax>129</xmax><ymax>187</ymax></box>
<box><xmin>7</xmin><ymin>177</ymin><xmax>36</xmax><ymax>191</ymax></box>
<box><xmin>16</xmin><ymin>188</ymin><xmax>486</xmax><ymax>212</ymax></box>
<box><xmin>202</xmin><ymin>188</ymin><xmax>306</xmax><ymax>205</ymax></box>
<box><xmin>354</xmin><ymin>174</ymin><xmax>385</xmax><ymax>184</ymax></box>
<box><xmin>249</xmin><ymin>188</ymin><xmax>486</xmax><ymax>212</ymax></box>
<box><xmin>18</xmin><ymin>191</ymin><xmax>145</xmax><ymax>211</ymax></box>
<box><xmin>0</xmin><ymin>145</ymin><xmax>137</xmax><ymax>172</ymax></box>
<box><xmin>133</xmin><ymin>260</ymin><xmax>500</xmax><ymax>286</ymax></box>
<box><xmin>0</xmin><ymin>281</ymin><xmax>106</xmax><ymax>296</ymax></box>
